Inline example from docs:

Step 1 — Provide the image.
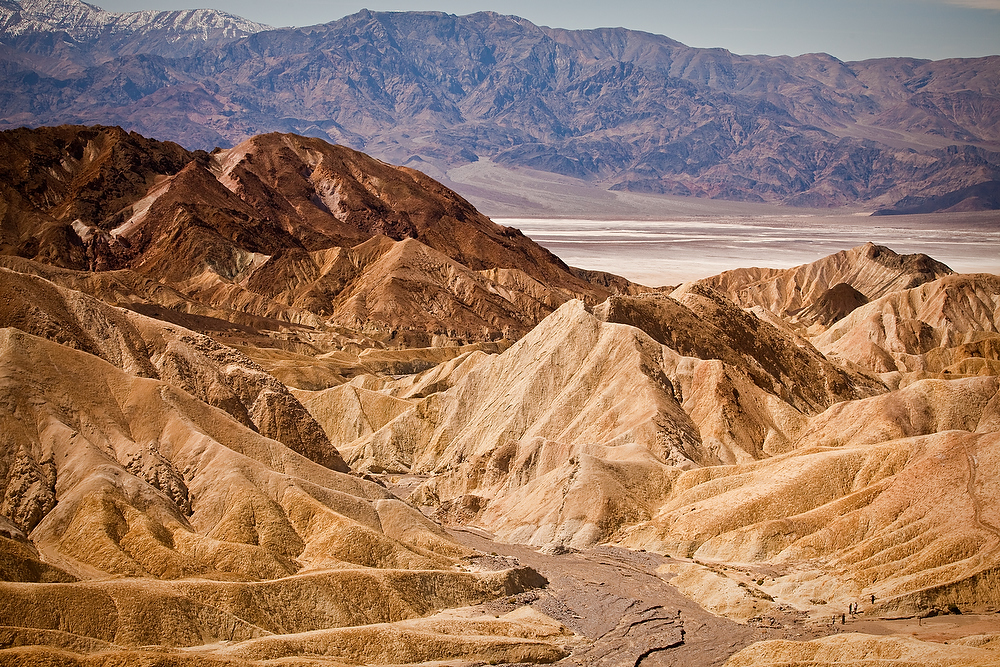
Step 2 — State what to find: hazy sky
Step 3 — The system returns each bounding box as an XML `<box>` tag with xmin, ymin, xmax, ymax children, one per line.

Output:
<box><xmin>96</xmin><ymin>0</ymin><xmax>1000</xmax><ymax>61</ymax></box>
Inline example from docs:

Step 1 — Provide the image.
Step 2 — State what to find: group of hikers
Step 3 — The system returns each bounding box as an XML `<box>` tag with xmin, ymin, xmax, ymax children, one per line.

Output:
<box><xmin>832</xmin><ymin>594</ymin><xmax>876</xmax><ymax>626</ymax></box>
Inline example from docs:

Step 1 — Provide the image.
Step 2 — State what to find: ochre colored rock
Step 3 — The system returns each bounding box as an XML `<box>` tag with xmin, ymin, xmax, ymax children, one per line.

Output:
<box><xmin>724</xmin><ymin>633</ymin><xmax>1000</xmax><ymax>667</ymax></box>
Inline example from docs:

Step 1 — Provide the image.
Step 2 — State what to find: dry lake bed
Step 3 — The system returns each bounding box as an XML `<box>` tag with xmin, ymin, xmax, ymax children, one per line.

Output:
<box><xmin>501</xmin><ymin>212</ymin><xmax>1000</xmax><ymax>287</ymax></box>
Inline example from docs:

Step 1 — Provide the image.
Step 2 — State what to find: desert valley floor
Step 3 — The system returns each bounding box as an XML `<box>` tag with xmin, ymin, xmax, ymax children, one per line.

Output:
<box><xmin>0</xmin><ymin>125</ymin><xmax>998</xmax><ymax>666</ymax></box>
<box><xmin>499</xmin><ymin>212</ymin><xmax>1000</xmax><ymax>287</ymax></box>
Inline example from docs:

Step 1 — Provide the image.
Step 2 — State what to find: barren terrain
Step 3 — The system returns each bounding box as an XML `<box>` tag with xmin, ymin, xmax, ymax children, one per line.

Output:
<box><xmin>4</xmin><ymin>3</ymin><xmax>1000</xmax><ymax>211</ymax></box>
<box><xmin>445</xmin><ymin>526</ymin><xmax>1000</xmax><ymax>666</ymax></box>
<box><xmin>0</xmin><ymin>125</ymin><xmax>998</xmax><ymax>666</ymax></box>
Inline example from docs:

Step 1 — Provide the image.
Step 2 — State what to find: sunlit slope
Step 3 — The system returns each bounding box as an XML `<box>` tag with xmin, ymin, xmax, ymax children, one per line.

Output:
<box><xmin>300</xmin><ymin>263</ymin><xmax>1000</xmax><ymax>620</ymax></box>
<box><xmin>816</xmin><ymin>273</ymin><xmax>1000</xmax><ymax>379</ymax></box>
<box><xmin>0</xmin><ymin>323</ymin><xmax>567</xmax><ymax>663</ymax></box>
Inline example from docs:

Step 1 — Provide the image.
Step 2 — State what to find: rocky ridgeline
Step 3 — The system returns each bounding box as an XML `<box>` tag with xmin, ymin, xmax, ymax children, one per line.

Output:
<box><xmin>0</xmin><ymin>126</ymin><xmax>609</xmax><ymax>344</ymax></box>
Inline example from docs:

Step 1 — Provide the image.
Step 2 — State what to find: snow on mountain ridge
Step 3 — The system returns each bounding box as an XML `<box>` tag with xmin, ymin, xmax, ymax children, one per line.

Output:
<box><xmin>1</xmin><ymin>0</ymin><xmax>271</xmax><ymax>40</ymax></box>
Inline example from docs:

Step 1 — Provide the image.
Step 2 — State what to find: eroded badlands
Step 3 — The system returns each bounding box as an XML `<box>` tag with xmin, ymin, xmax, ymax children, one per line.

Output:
<box><xmin>0</xmin><ymin>126</ymin><xmax>997</xmax><ymax>666</ymax></box>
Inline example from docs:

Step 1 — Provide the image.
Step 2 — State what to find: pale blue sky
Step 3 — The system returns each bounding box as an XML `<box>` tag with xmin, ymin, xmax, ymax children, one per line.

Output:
<box><xmin>97</xmin><ymin>0</ymin><xmax>1000</xmax><ymax>61</ymax></box>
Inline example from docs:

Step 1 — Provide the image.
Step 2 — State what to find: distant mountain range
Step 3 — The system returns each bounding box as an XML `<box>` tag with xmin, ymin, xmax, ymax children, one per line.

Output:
<box><xmin>1</xmin><ymin>0</ymin><xmax>999</xmax><ymax>210</ymax></box>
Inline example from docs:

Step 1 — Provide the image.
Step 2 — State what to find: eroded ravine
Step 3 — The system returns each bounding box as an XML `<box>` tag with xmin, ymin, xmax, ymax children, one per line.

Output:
<box><xmin>964</xmin><ymin>439</ymin><xmax>1000</xmax><ymax>556</ymax></box>
<box><xmin>447</xmin><ymin>527</ymin><xmax>827</xmax><ymax>666</ymax></box>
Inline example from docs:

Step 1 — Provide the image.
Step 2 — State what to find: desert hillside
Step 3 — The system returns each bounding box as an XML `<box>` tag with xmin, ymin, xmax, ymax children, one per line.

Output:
<box><xmin>0</xmin><ymin>126</ymin><xmax>997</xmax><ymax>666</ymax></box>
<box><xmin>0</xmin><ymin>125</ymin><xmax>614</xmax><ymax>346</ymax></box>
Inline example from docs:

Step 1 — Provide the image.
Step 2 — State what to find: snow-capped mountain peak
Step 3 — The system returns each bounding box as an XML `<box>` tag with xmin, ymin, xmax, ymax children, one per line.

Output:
<box><xmin>1</xmin><ymin>0</ymin><xmax>271</xmax><ymax>41</ymax></box>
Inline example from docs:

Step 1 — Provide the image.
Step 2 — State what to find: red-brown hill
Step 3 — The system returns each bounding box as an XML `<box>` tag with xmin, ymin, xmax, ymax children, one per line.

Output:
<box><xmin>0</xmin><ymin>125</ymin><xmax>612</xmax><ymax>342</ymax></box>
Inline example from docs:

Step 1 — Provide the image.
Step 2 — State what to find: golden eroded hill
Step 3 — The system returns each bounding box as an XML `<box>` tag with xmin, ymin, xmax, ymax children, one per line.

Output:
<box><xmin>0</xmin><ymin>265</ymin><xmax>348</xmax><ymax>471</ymax></box>
<box><xmin>815</xmin><ymin>273</ymin><xmax>1000</xmax><ymax>380</ymax></box>
<box><xmin>699</xmin><ymin>242</ymin><xmax>954</xmax><ymax>329</ymax></box>
<box><xmin>293</xmin><ymin>246</ymin><xmax>999</xmax><ymax>664</ymax></box>
<box><xmin>0</xmin><ymin>321</ymin><xmax>568</xmax><ymax>664</ymax></box>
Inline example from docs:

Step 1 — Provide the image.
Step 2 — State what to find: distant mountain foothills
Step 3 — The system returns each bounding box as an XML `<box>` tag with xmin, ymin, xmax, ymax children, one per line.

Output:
<box><xmin>2</xmin><ymin>0</ymin><xmax>999</xmax><ymax>211</ymax></box>
<box><xmin>1</xmin><ymin>123</ymin><xmax>999</xmax><ymax>666</ymax></box>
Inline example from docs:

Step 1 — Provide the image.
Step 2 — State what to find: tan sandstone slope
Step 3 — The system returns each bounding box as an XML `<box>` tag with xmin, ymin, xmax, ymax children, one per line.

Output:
<box><xmin>815</xmin><ymin>272</ymin><xmax>1000</xmax><ymax>380</ymax></box>
<box><xmin>0</xmin><ymin>324</ymin><xmax>571</xmax><ymax>664</ymax></box>
<box><xmin>605</xmin><ymin>268</ymin><xmax>1000</xmax><ymax>628</ymax></box>
<box><xmin>302</xmin><ymin>284</ymin><xmax>889</xmax><ymax>552</ymax></box>
<box><xmin>296</xmin><ymin>255</ymin><xmax>999</xmax><ymax>635</ymax></box>
<box><xmin>0</xmin><ymin>265</ymin><xmax>348</xmax><ymax>471</ymax></box>
<box><xmin>700</xmin><ymin>242</ymin><xmax>954</xmax><ymax>328</ymax></box>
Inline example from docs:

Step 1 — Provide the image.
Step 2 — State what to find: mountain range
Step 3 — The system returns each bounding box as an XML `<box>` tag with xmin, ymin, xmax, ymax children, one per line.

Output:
<box><xmin>1</xmin><ymin>0</ymin><xmax>999</xmax><ymax>211</ymax></box>
<box><xmin>0</xmin><ymin>123</ymin><xmax>998</xmax><ymax>666</ymax></box>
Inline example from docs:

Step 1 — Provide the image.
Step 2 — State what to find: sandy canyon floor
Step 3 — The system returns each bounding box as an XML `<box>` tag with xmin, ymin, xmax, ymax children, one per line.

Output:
<box><xmin>446</xmin><ymin>527</ymin><xmax>1000</xmax><ymax>667</ymax></box>
<box><xmin>369</xmin><ymin>474</ymin><xmax>1000</xmax><ymax>667</ymax></box>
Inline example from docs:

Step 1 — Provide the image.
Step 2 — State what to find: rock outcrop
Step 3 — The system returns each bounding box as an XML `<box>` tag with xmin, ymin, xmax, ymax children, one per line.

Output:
<box><xmin>334</xmin><ymin>300</ymin><xmax>701</xmax><ymax>551</ymax></box>
<box><xmin>597</xmin><ymin>286</ymin><xmax>884</xmax><ymax>414</ymax></box>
